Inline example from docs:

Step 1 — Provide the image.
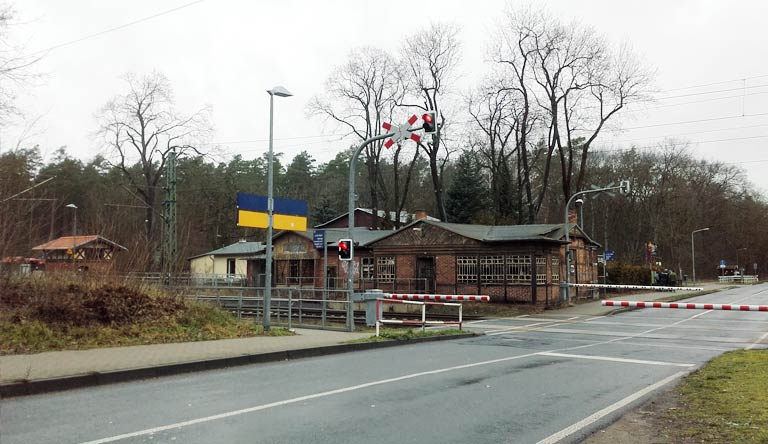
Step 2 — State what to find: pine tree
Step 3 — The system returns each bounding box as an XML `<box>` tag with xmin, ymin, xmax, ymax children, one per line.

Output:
<box><xmin>445</xmin><ymin>152</ymin><xmax>489</xmax><ymax>224</ymax></box>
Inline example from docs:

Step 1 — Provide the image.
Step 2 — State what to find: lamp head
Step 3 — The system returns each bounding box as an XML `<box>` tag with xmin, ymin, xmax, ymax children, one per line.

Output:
<box><xmin>267</xmin><ymin>86</ymin><xmax>292</xmax><ymax>97</ymax></box>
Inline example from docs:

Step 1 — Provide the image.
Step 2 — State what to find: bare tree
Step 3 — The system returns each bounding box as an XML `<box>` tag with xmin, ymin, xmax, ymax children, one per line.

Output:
<box><xmin>97</xmin><ymin>72</ymin><xmax>211</xmax><ymax>268</ymax></box>
<box><xmin>0</xmin><ymin>6</ymin><xmax>40</xmax><ymax>126</ymax></box>
<box><xmin>495</xmin><ymin>7</ymin><xmax>651</xmax><ymax>217</ymax></box>
<box><xmin>308</xmin><ymin>47</ymin><xmax>404</xmax><ymax>225</ymax></box>
<box><xmin>401</xmin><ymin>22</ymin><xmax>461</xmax><ymax>222</ymax></box>
<box><xmin>466</xmin><ymin>75</ymin><xmax>520</xmax><ymax>223</ymax></box>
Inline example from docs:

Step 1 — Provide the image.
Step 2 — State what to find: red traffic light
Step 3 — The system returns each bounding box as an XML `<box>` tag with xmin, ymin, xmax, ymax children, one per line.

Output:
<box><xmin>338</xmin><ymin>239</ymin><xmax>353</xmax><ymax>261</ymax></box>
<box><xmin>422</xmin><ymin>111</ymin><xmax>437</xmax><ymax>135</ymax></box>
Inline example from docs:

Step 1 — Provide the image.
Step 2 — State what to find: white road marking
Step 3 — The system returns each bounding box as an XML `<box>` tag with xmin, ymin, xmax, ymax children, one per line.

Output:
<box><xmin>746</xmin><ymin>330</ymin><xmax>768</xmax><ymax>350</ymax></box>
<box><xmin>538</xmin><ymin>352</ymin><xmax>694</xmax><ymax>368</ymax></box>
<box><xmin>535</xmin><ymin>371</ymin><xmax>688</xmax><ymax>444</ymax></box>
<box><xmin>77</xmin><ymin>350</ymin><xmax>546</xmax><ymax>444</ymax></box>
<box><xmin>485</xmin><ymin>321</ymin><xmax>559</xmax><ymax>335</ymax></box>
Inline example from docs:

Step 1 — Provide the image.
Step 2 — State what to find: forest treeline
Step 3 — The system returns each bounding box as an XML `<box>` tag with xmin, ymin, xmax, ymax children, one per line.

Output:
<box><xmin>0</xmin><ymin>4</ymin><xmax>765</xmax><ymax>279</ymax></box>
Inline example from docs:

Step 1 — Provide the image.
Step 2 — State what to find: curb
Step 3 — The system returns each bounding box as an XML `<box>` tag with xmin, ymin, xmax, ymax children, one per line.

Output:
<box><xmin>0</xmin><ymin>332</ymin><xmax>478</xmax><ymax>398</ymax></box>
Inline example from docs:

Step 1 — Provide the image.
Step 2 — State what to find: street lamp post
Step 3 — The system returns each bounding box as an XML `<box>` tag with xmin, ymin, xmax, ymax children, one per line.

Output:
<box><xmin>736</xmin><ymin>247</ymin><xmax>747</xmax><ymax>274</ymax></box>
<box><xmin>563</xmin><ymin>183</ymin><xmax>628</xmax><ymax>303</ymax></box>
<box><xmin>263</xmin><ymin>86</ymin><xmax>292</xmax><ymax>331</ymax></box>
<box><xmin>66</xmin><ymin>203</ymin><xmax>78</xmax><ymax>269</ymax></box>
<box><xmin>691</xmin><ymin>227</ymin><xmax>710</xmax><ymax>285</ymax></box>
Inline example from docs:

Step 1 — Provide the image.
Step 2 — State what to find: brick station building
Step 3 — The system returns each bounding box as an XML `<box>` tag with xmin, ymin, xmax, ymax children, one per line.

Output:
<box><xmin>270</xmin><ymin>227</ymin><xmax>393</xmax><ymax>288</ymax></box>
<box><xmin>365</xmin><ymin>219</ymin><xmax>600</xmax><ymax>306</ymax></box>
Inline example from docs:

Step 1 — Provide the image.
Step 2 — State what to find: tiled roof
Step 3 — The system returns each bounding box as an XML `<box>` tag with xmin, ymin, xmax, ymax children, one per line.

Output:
<box><xmin>275</xmin><ymin>227</ymin><xmax>394</xmax><ymax>247</ymax></box>
<box><xmin>368</xmin><ymin>220</ymin><xmax>600</xmax><ymax>246</ymax></box>
<box><xmin>32</xmin><ymin>235</ymin><xmax>127</xmax><ymax>251</ymax></box>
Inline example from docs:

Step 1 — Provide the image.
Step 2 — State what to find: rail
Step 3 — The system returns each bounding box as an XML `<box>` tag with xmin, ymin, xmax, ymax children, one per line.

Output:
<box><xmin>375</xmin><ymin>298</ymin><xmax>462</xmax><ymax>337</ymax></box>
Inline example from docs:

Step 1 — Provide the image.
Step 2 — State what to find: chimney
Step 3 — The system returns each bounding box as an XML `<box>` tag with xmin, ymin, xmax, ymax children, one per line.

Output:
<box><xmin>414</xmin><ymin>210</ymin><xmax>428</xmax><ymax>220</ymax></box>
<box><xmin>568</xmin><ymin>209</ymin><xmax>578</xmax><ymax>225</ymax></box>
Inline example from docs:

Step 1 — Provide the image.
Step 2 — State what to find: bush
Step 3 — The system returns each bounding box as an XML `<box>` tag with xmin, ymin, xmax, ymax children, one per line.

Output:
<box><xmin>606</xmin><ymin>262</ymin><xmax>653</xmax><ymax>286</ymax></box>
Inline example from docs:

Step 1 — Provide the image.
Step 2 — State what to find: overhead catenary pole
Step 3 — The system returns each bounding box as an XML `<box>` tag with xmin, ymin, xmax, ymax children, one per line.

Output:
<box><xmin>162</xmin><ymin>148</ymin><xmax>177</xmax><ymax>277</ymax></box>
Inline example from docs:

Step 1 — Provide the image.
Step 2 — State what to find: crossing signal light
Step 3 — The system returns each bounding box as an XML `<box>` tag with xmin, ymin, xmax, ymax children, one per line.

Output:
<box><xmin>619</xmin><ymin>179</ymin><xmax>631</xmax><ymax>195</ymax></box>
<box><xmin>338</xmin><ymin>239</ymin><xmax>353</xmax><ymax>261</ymax></box>
<box><xmin>422</xmin><ymin>111</ymin><xmax>437</xmax><ymax>135</ymax></box>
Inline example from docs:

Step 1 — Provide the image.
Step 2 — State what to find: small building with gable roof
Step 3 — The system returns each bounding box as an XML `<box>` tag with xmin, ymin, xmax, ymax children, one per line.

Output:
<box><xmin>31</xmin><ymin>235</ymin><xmax>127</xmax><ymax>272</ymax></box>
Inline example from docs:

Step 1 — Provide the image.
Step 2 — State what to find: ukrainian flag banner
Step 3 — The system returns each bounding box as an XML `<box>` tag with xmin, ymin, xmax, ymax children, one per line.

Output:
<box><xmin>237</xmin><ymin>192</ymin><xmax>308</xmax><ymax>232</ymax></box>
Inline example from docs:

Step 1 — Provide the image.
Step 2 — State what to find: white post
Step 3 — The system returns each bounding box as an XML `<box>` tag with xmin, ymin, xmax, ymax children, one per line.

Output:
<box><xmin>421</xmin><ymin>303</ymin><xmax>426</xmax><ymax>333</ymax></box>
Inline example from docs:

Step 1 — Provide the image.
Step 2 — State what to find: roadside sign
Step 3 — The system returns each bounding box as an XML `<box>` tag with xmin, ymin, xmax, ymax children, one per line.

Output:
<box><xmin>604</xmin><ymin>250</ymin><xmax>615</xmax><ymax>261</ymax></box>
<box><xmin>719</xmin><ymin>259</ymin><xmax>726</xmax><ymax>269</ymax></box>
<box><xmin>313</xmin><ymin>230</ymin><xmax>325</xmax><ymax>250</ymax></box>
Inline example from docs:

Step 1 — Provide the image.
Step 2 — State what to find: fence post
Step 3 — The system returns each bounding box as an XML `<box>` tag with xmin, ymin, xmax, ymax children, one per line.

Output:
<box><xmin>459</xmin><ymin>304</ymin><xmax>463</xmax><ymax>331</ymax></box>
<box><xmin>238</xmin><ymin>290</ymin><xmax>243</xmax><ymax>321</ymax></box>
<box><xmin>322</xmin><ymin>288</ymin><xmax>327</xmax><ymax>328</ymax></box>
<box><xmin>298</xmin><ymin>288</ymin><xmax>303</xmax><ymax>325</ymax></box>
<box><xmin>421</xmin><ymin>303</ymin><xmax>426</xmax><ymax>333</ymax></box>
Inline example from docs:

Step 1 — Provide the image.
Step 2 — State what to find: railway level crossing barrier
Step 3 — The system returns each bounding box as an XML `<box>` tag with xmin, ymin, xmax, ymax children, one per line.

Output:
<box><xmin>375</xmin><ymin>298</ymin><xmax>462</xmax><ymax>337</ymax></box>
<box><xmin>354</xmin><ymin>290</ymin><xmax>490</xmax><ymax>327</ymax></box>
<box><xmin>602</xmin><ymin>300</ymin><xmax>768</xmax><ymax>311</ymax></box>
<box><xmin>570</xmin><ymin>283</ymin><xmax>703</xmax><ymax>292</ymax></box>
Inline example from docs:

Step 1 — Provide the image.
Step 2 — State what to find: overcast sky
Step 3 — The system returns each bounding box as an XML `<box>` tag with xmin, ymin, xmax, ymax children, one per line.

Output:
<box><xmin>6</xmin><ymin>0</ymin><xmax>768</xmax><ymax>192</ymax></box>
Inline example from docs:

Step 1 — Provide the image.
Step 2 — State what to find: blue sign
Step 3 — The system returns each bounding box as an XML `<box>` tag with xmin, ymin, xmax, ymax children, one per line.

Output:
<box><xmin>720</xmin><ymin>259</ymin><xmax>726</xmax><ymax>268</ymax></box>
<box><xmin>604</xmin><ymin>250</ymin><xmax>615</xmax><ymax>261</ymax></box>
<box><xmin>313</xmin><ymin>230</ymin><xmax>326</xmax><ymax>250</ymax></box>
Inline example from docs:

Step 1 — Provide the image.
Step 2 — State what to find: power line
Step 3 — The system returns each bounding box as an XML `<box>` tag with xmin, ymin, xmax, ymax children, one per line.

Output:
<box><xmin>620</xmin><ymin>112</ymin><xmax>768</xmax><ymax>131</ymax></box>
<box><xmin>656</xmin><ymin>74</ymin><xmax>768</xmax><ymax>94</ymax></box>
<box><xmin>203</xmin><ymin>133</ymin><xmax>347</xmax><ymax>146</ymax></box>
<box><xmin>33</xmin><ymin>0</ymin><xmax>206</xmax><ymax>55</ymax></box>
<box><xmin>593</xmin><ymin>134</ymin><xmax>768</xmax><ymax>154</ymax></box>
<box><xmin>655</xmin><ymin>83</ymin><xmax>768</xmax><ymax>100</ymax></box>
<box><xmin>601</xmin><ymin>123</ymin><xmax>768</xmax><ymax>145</ymax></box>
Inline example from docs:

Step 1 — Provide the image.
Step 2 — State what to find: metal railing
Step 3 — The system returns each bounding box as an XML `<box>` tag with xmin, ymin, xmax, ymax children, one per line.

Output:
<box><xmin>718</xmin><ymin>275</ymin><xmax>759</xmax><ymax>284</ymax></box>
<box><xmin>123</xmin><ymin>272</ymin><xmax>248</xmax><ymax>287</ymax></box>
<box><xmin>181</xmin><ymin>286</ymin><xmax>354</xmax><ymax>331</ymax></box>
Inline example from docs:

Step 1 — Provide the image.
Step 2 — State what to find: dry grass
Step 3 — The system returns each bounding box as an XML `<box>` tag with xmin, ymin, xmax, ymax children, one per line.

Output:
<box><xmin>0</xmin><ymin>274</ymin><xmax>290</xmax><ymax>355</ymax></box>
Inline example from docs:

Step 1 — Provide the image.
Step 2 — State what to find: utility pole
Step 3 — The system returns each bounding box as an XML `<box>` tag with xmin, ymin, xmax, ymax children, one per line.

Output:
<box><xmin>162</xmin><ymin>149</ymin><xmax>177</xmax><ymax>276</ymax></box>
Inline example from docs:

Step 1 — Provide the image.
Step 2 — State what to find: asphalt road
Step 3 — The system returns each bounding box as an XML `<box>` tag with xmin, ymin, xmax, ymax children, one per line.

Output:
<box><xmin>2</xmin><ymin>285</ymin><xmax>768</xmax><ymax>444</ymax></box>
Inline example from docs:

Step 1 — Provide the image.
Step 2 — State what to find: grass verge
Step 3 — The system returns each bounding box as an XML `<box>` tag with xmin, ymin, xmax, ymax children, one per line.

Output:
<box><xmin>0</xmin><ymin>276</ymin><xmax>291</xmax><ymax>355</ymax></box>
<box><xmin>666</xmin><ymin>350</ymin><xmax>768</xmax><ymax>443</ymax></box>
<box><xmin>345</xmin><ymin>328</ymin><xmax>467</xmax><ymax>344</ymax></box>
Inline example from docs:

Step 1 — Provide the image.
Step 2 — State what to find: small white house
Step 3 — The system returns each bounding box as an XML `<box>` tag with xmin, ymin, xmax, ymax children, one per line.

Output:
<box><xmin>188</xmin><ymin>240</ymin><xmax>265</xmax><ymax>279</ymax></box>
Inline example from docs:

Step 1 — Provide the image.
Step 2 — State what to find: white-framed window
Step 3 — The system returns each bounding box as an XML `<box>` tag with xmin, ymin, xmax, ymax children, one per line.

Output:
<box><xmin>361</xmin><ymin>257</ymin><xmax>374</xmax><ymax>280</ymax></box>
<box><xmin>227</xmin><ymin>258</ymin><xmax>236</xmax><ymax>275</ymax></box>
<box><xmin>536</xmin><ymin>257</ymin><xmax>547</xmax><ymax>284</ymax></box>
<box><xmin>457</xmin><ymin>256</ymin><xmax>477</xmax><ymax>283</ymax></box>
<box><xmin>551</xmin><ymin>257</ymin><xmax>560</xmax><ymax>282</ymax></box>
<box><xmin>507</xmin><ymin>255</ymin><xmax>531</xmax><ymax>284</ymax></box>
<box><xmin>376</xmin><ymin>256</ymin><xmax>395</xmax><ymax>282</ymax></box>
<box><xmin>480</xmin><ymin>256</ymin><xmax>505</xmax><ymax>284</ymax></box>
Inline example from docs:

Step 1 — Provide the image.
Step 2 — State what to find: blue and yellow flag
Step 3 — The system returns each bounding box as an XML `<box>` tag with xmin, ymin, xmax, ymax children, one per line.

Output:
<box><xmin>237</xmin><ymin>193</ymin><xmax>308</xmax><ymax>232</ymax></box>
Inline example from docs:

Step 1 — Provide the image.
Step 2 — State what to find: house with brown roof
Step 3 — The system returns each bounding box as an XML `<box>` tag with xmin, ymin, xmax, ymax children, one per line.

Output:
<box><xmin>32</xmin><ymin>235</ymin><xmax>127</xmax><ymax>272</ymax></box>
<box><xmin>365</xmin><ymin>219</ymin><xmax>600</xmax><ymax>306</ymax></box>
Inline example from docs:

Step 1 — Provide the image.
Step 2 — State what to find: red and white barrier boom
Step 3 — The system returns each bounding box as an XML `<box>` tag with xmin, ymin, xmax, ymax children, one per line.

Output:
<box><xmin>570</xmin><ymin>283</ymin><xmax>703</xmax><ymax>292</ymax></box>
<box><xmin>375</xmin><ymin>298</ymin><xmax>463</xmax><ymax>336</ymax></box>
<box><xmin>387</xmin><ymin>294</ymin><xmax>490</xmax><ymax>302</ymax></box>
<box><xmin>602</xmin><ymin>300</ymin><xmax>768</xmax><ymax>311</ymax></box>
